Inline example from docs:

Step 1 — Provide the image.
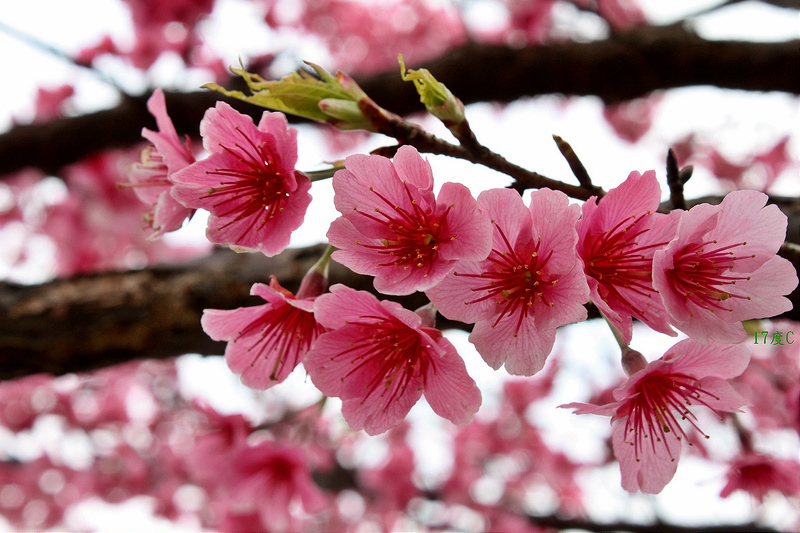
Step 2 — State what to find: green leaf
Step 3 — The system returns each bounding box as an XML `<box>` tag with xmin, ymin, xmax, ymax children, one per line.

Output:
<box><xmin>204</xmin><ymin>64</ymin><xmax>371</xmax><ymax>129</ymax></box>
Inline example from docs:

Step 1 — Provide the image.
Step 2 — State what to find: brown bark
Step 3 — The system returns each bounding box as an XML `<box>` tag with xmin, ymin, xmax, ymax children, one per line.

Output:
<box><xmin>0</xmin><ymin>24</ymin><xmax>797</xmax><ymax>178</ymax></box>
<box><xmin>1</xmin><ymin>235</ymin><xmax>797</xmax><ymax>380</ymax></box>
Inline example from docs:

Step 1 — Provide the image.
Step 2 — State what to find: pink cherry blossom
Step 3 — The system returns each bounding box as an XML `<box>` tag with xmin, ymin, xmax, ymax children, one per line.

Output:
<box><xmin>602</xmin><ymin>95</ymin><xmax>660</xmax><ymax>143</ymax></box>
<box><xmin>563</xmin><ymin>339</ymin><xmax>750</xmax><ymax>494</ymax></box>
<box><xmin>652</xmin><ymin>190</ymin><xmax>797</xmax><ymax>343</ymax></box>
<box><xmin>202</xmin><ymin>276</ymin><xmax>325</xmax><ymax>390</ymax></box>
<box><xmin>720</xmin><ymin>452</ymin><xmax>800</xmax><ymax>502</ymax></box>
<box><xmin>171</xmin><ymin>102</ymin><xmax>312</xmax><ymax>255</ymax></box>
<box><xmin>426</xmin><ymin>187</ymin><xmax>589</xmax><ymax>376</ymax></box>
<box><xmin>223</xmin><ymin>440</ymin><xmax>328</xmax><ymax>531</ymax></box>
<box><xmin>304</xmin><ymin>284</ymin><xmax>482</xmax><ymax>435</ymax></box>
<box><xmin>277</xmin><ymin>0</ymin><xmax>467</xmax><ymax>74</ymax></box>
<box><xmin>327</xmin><ymin>145</ymin><xmax>492</xmax><ymax>295</ymax></box>
<box><xmin>127</xmin><ymin>89</ymin><xmax>195</xmax><ymax>237</ymax></box>
<box><xmin>576</xmin><ymin>170</ymin><xmax>680</xmax><ymax>344</ymax></box>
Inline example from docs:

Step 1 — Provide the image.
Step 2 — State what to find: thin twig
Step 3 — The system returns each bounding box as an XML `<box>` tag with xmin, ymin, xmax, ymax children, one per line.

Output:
<box><xmin>358</xmin><ymin>98</ymin><xmax>602</xmax><ymax>201</ymax></box>
<box><xmin>666</xmin><ymin>148</ymin><xmax>688</xmax><ymax>210</ymax></box>
<box><xmin>0</xmin><ymin>19</ymin><xmax>126</xmax><ymax>93</ymax></box>
<box><xmin>553</xmin><ymin>134</ymin><xmax>601</xmax><ymax>195</ymax></box>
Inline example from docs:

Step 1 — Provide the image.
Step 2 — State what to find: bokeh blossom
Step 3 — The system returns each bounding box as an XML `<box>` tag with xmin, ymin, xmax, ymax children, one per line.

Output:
<box><xmin>427</xmin><ymin>187</ymin><xmax>589</xmax><ymax>376</ymax></box>
<box><xmin>720</xmin><ymin>452</ymin><xmax>800</xmax><ymax>502</ymax></box>
<box><xmin>171</xmin><ymin>102</ymin><xmax>312</xmax><ymax>255</ymax></box>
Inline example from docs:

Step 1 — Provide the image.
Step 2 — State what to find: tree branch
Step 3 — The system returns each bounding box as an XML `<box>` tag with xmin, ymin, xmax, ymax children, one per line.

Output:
<box><xmin>0</xmin><ymin>24</ymin><xmax>796</xmax><ymax>178</ymax></box>
<box><xmin>1</xmin><ymin>203</ymin><xmax>798</xmax><ymax>380</ymax></box>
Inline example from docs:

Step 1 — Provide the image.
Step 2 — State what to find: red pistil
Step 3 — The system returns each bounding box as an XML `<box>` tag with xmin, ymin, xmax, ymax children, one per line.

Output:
<box><xmin>623</xmin><ymin>371</ymin><xmax>722</xmax><ymax>462</ymax></box>
<box><xmin>201</xmin><ymin>127</ymin><xmax>288</xmax><ymax>242</ymax></box>
<box><xmin>337</xmin><ymin>316</ymin><xmax>435</xmax><ymax>412</ymax></box>
<box><xmin>355</xmin><ymin>183</ymin><xmax>450</xmax><ymax>276</ymax></box>
<box><xmin>668</xmin><ymin>240</ymin><xmax>753</xmax><ymax>314</ymax></box>
<box><xmin>457</xmin><ymin>224</ymin><xmax>555</xmax><ymax>336</ymax></box>
<box><xmin>236</xmin><ymin>305</ymin><xmax>323</xmax><ymax>381</ymax></box>
<box><xmin>584</xmin><ymin>212</ymin><xmax>667</xmax><ymax>316</ymax></box>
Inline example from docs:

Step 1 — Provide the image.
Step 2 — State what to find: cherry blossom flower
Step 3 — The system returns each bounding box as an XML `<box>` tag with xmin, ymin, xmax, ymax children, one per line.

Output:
<box><xmin>127</xmin><ymin>89</ymin><xmax>195</xmax><ymax>237</ymax></box>
<box><xmin>426</xmin><ymin>187</ymin><xmax>589</xmax><ymax>376</ymax></box>
<box><xmin>602</xmin><ymin>95</ymin><xmax>660</xmax><ymax>143</ymax></box>
<box><xmin>563</xmin><ymin>339</ymin><xmax>750</xmax><ymax>494</ymax></box>
<box><xmin>171</xmin><ymin>102</ymin><xmax>312</xmax><ymax>255</ymax></box>
<box><xmin>327</xmin><ymin>145</ymin><xmax>492</xmax><ymax>295</ymax></box>
<box><xmin>304</xmin><ymin>284</ymin><xmax>482</xmax><ymax>435</ymax></box>
<box><xmin>576</xmin><ymin>170</ymin><xmax>680</xmax><ymax>344</ymax></box>
<box><xmin>202</xmin><ymin>275</ymin><xmax>326</xmax><ymax>390</ymax></box>
<box><xmin>223</xmin><ymin>440</ymin><xmax>327</xmax><ymax>531</ymax></box>
<box><xmin>652</xmin><ymin>190</ymin><xmax>797</xmax><ymax>344</ymax></box>
<box><xmin>720</xmin><ymin>452</ymin><xmax>800</xmax><ymax>502</ymax></box>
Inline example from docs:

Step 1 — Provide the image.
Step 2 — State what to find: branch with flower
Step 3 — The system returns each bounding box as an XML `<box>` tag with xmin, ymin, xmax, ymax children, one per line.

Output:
<box><xmin>70</xmin><ymin>55</ymin><xmax>797</xmax><ymax>507</ymax></box>
<box><xmin>1</xmin><ymin>26</ymin><xmax>798</xmax><ymax>532</ymax></box>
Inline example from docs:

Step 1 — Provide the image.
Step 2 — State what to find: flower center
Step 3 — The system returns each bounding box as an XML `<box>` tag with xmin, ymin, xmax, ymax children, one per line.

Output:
<box><xmin>236</xmin><ymin>303</ymin><xmax>323</xmax><ymax>381</ymax></box>
<box><xmin>355</xmin><ymin>183</ymin><xmax>452</xmax><ymax>276</ymax></box>
<box><xmin>667</xmin><ymin>240</ymin><xmax>754</xmax><ymax>315</ymax></box>
<box><xmin>457</xmin><ymin>224</ymin><xmax>556</xmax><ymax>336</ymax></box>
<box><xmin>339</xmin><ymin>316</ymin><xmax>435</xmax><ymax>411</ymax></box>
<box><xmin>584</xmin><ymin>212</ymin><xmax>667</xmax><ymax>316</ymax></box>
<box><xmin>623</xmin><ymin>371</ymin><xmax>722</xmax><ymax>463</ymax></box>
<box><xmin>201</xmin><ymin>127</ymin><xmax>288</xmax><ymax>241</ymax></box>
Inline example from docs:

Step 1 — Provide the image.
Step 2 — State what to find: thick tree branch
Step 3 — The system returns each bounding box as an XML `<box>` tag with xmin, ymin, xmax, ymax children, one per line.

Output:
<box><xmin>0</xmin><ymin>24</ymin><xmax>796</xmax><ymax>178</ymax></box>
<box><xmin>0</xmin><ymin>245</ymin><xmax>454</xmax><ymax>380</ymax></box>
<box><xmin>1</xmin><ymin>206</ymin><xmax>798</xmax><ymax>380</ymax></box>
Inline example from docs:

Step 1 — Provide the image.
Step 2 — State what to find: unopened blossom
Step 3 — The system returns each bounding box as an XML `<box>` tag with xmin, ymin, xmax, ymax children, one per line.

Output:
<box><xmin>577</xmin><ymin>170</ymin><xmax>680</xmax><ymax>344</ymax></box>
<box><xmin>563</xmin><ymin>339</ymin><xmax>750</xmax><ymax>494</ymax></box>
<box><xmin>426</xmin><ymin>187</ymin><xmax>589</xmax><ymax>376</ymax></box>
<box><xmin>327</xmin><ymin>145</ymin><xmax>492</xmax><ymax>295</ymax></box>
<box><xmin>171</xmin><ymin>102</ymin><xmax>311</xmax><ymax>255</ymax></box>
<box><xmin>653</xmin><ymin>190</ymin><xmax>797</xmax><ymax>343</ymax></box>
<box><xmin>127</xmin><ymin>89</ymin><xmax>195</xmax><ymax>237</ymax></box>
<box><xmin>202</xmin><ymin>276</ymin><xmax>326</xmax><ymax>390</ymax></box>
<box><xmin>720</xmin><ymin>452</ymin><xmax>800</xmax><ymax>502</ymax></box>
<box><xmin>304</xmin><ymin>284</ymin><xmax>482</xmax><ymax>435</ymax></box>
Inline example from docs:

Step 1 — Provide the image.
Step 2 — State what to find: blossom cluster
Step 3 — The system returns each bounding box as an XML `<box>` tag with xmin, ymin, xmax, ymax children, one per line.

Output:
<box><xmin>126</xmin><ymin>90</ymin><xmax>796</xmax><ymax>494</ymax></box>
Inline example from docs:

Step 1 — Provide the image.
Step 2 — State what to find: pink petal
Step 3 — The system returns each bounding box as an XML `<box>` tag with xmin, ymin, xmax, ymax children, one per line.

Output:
<box><xmin>391</xmin><ymin>144</ymin><xmax>434</xmax><ymax>190</ymax></box>
<box><xmin>312</xmin><ymin>284</ymin><xmax>387</xmax><ymax>330</ymax></box>
<box><xmin>422</xmin><ymin>337</ymin><xmax>482</xmax><ymax>425</ymax></box>
<box><xmin>612</xmin><ymin>418</ymin><xmax>680</xmax><ymax>494</ymax></box>
<box><xmin>433</xmin><ymin>182</ymin><xmax>492</xmax><ymax>261</ymax></box>
<box><xmin>663</xmin><ymin>338</ymin><xmax>750</xmax><ymax>380</ymax></box>
<box><xmin>469</xmin><ymin>319</ymin><xmax>557</xmax><ymax>376</ymax></box>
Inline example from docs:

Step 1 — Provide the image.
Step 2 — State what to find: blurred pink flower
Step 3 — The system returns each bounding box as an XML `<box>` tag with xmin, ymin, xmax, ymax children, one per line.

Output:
<box><xmin>602</xmin><ymin>95</ymin><xmax>660</xmax><ymax>143</ymax></box>
<box><xmin>224</xmin><ymin>441</ymin><xmax>327</xmax><ymax>531</ymax></box>
<box><xmin>328</xmin><ymin>145</ymin><xmax>492</xmax><ymax>295</ymax></box>
<box><xmin>427</xmin><ymin>187</ymin><xmax>589</xmax><ymax>376</ymax></box>
<box><xmin>577</xmin><ymin>170</ymin><xmax>680</xmax><ymax>344</ymax></box>
<box><xmin>202</xmin><ymin>276</ymin><xmax>325</xmax><ymax>390</ymax></box>
<box><xmin>720</xmin><ymin>452</ymin><xmax>800</xmax><ymax>502</ymax></box>
<box><xmin>653</xmin><ymin>190</ymin><xmax>797</xmax><ymax>343</ymax></box>
<box><xmin>564</xmin><ymin>339</ymin><xmax>750</xmax><ymax>494</ymax></box>
<box><xmin>304</xmin><ymin>284</ymin><xmax>481</xmax><ymax>435</ymax></box>
<box><xmin>32</xmin><ymin>84</ymin><xmax>74</xmax><ymax>122</ymax></box>
<box><xmin>171</xmin><ymin>102</ymin><xmax>312</xmax><ymax>255</ymax></box>
<box><xmin>127</xmin><ymin>89</ymin><xmax>195</xmax><ymax>237</ymax></box>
